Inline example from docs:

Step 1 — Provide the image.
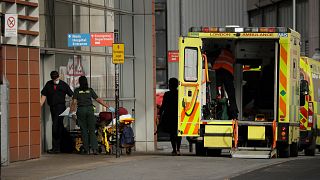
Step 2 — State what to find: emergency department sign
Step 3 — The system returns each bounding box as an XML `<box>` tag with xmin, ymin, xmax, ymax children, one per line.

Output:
<box><xmin>5</xmin><ymin>14</ymin><xmax>17</xmax><ymax>37</ymax></box>
<box><xmin>112</xmin><ymin>43</ymin><xmax>124</xmax><ymax>64</ymax></box>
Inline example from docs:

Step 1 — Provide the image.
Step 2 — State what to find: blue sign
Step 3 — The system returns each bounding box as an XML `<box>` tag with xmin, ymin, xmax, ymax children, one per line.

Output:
<box><xmin>68</xmin><ymin>33</ymin><xmax>90</xmax><ymax>47</ymax></box>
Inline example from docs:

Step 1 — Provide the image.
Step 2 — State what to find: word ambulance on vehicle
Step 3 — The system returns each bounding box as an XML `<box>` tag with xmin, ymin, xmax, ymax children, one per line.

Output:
<box><xmin>178</xmin><ymin>26</ymin><xmax>301</xmax><ymax>158</ymax></box>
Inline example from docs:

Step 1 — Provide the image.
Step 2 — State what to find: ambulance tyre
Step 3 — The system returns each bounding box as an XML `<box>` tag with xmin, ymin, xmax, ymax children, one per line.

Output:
<box><xmin>278</xmin><ymin>144</ymin><xmax>290</xmax><ymax>158</ymax></box>
<box><xmin>290</xmin><ymin>142</ymin><xmax>298</xmax><ymax>157</ymax></box>
<box><xmin>207</xmin><ymin>149</ymin><xmax>222</xmax><ymax>156</ymax></box>
<box><xmin>195</xmin><ymin>141</ymin><xmax>206</xmax><ymax>156</ymax></box>
<box><xmin>304</xmin><ymin>139</ymin><xmax>316</xmax><ymax>156</ymax></box>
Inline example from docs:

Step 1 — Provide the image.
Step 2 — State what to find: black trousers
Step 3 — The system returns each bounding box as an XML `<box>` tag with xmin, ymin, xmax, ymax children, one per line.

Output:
<box><xmin>170</xmin><ymin>132</ymin><xmax>182</xmax><ymax>152</ymax></box>
<box><xmin>215</xmin><ymin>68</ymin><xmax>239</xmax><ymax>119</ymax></box>
<box><xmin>50</xmin><ymin>104</ymin><xmax>66</xmax><ymax>151</ymax></box>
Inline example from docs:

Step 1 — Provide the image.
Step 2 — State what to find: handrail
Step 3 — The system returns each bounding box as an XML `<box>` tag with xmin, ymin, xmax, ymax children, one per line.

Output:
<box><xmin>272</xmin><ymin>120</ymin><xmax>277</xmax><ymax>149</ymax></box>
<box><xmin>202</xmin><ymin>54</ymin><xmax>210</xmax><ymax>84</ymax></box>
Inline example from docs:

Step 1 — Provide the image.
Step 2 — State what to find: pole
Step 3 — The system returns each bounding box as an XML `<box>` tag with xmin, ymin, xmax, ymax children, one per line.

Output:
<box><xmin>179</xmin><ymin>0</ymin><xmax>182</xmax><ymax>36</ymax></box>
<box><xmin>114</xmin><ymin>30</ymin><xmax>120</xmax><ymax>158</ymax></box>
<box><xmin>293</xmin><ymin>0</ymin><xmax>296</xmax><ymax>30</ymax></box>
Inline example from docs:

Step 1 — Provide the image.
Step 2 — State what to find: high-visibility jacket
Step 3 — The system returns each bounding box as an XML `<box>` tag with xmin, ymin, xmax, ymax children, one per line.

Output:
<box><xmin>213</xmin><ymin>49</ymin><xmax>235</xmax><ymax>75</ymax></box>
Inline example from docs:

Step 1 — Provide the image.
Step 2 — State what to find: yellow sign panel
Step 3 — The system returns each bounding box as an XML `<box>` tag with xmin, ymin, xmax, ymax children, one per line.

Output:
<box><xmin>112</xmin><ymin>43</ymin><xmax>124</xmax><ymax>64</ymax></box>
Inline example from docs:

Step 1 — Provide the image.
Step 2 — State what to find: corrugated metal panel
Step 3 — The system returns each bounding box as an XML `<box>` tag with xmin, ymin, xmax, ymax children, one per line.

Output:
<box><xmin>278</xmin><ymin>1</ymin><xmax>293</xmax><ymax>28</ymax></box>
<box><xmin>264</xmin><ymin>6</ymin><xmax>277</xmax><ymax>26</ymax></box>
<box><xmin>167</xmin><ymin>0</ymin><xmax>248</xmax><ymax>78</ymax></box>
<box><xmin>296</xmin><ymin>0</ymin><xmax>309</xmax><ymax>55</ymax></box>
<box><xmin>247</xmin><ymin>0</ymin><xmax>311</xmax><ymax>56</ymax></box>
<box><xmin>181</xmin><ymin>0</ymin><xmax>248</xmax><ymax>35</ymax></box>
<box><xmin>167</xmin><ymin>0</ymin><xmax>180</xmax><ymax>51</ymax></box>
<box><xmin>167</xmin><ymin>0</ymin><xmax>180</xmax><ymax>79</ymax></box>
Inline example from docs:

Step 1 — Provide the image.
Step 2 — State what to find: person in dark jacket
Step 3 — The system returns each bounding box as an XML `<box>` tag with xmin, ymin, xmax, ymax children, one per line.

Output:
<box><xmin>41</xmin><ymin>70</ymin><xmax>73</xmax><ymax>154</ymax></box>
<box><xmin>158</xmin><ymin>78</ymin><xmax>182</xmax><ymax>156</ymax></box>
<box><xmin>70</xmin><ymin>76</ymin><xmax>110</xmax><ymax>155</ymax></box>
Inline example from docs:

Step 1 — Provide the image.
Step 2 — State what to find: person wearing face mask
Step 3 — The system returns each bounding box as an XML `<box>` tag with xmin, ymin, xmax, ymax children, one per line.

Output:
<box><xmin>41</xmin><ymin>70</ymin><xmax>73</xmax><ymax>154</ymax></box>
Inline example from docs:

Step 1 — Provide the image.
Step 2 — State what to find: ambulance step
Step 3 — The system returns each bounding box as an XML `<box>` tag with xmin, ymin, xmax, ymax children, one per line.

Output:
<box><xmin>237</xmin><ymin>121</ymin><xmax>274</xmax><ymax>126</ymax></box>
<box><xmin>237</xmin><ymin>147</ymin><xmax>272</xmax><ymax>151</ymax></box>
<box><xmin>231</xmin><ymin>148</ymin><xmax>276</xmax><ymax>159</ymax></box>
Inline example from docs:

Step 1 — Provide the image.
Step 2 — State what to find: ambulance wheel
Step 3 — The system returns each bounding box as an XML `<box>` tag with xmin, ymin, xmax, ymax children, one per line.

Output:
<box><xmin>207</xmin><ymin>149</ymin><xmax>222</xmax><ymax>156</ymax></box>
<box><xmin>195</xmin><ymin>142</ymin><xmax>206</xmax><ymax>156</ymax></box>
<box><xmin>305</xmin><ymin>139</ymin><xmax>316</xmax><ymax>156</ymax></box>
<box><xmin>98</xmin><ymin>146</ymin><xmax>103</xmax><ymax>154</ymax></box>
<box><xmin>290</xmin><ymin>142</ymin><xmax>298</xmax><ymax>157</ymax></box>
<box><xmin>278</xmin><ymin>144</ymin><xmax>290</xmax><ymax>158</ymax></box>
<box><xmin>126</xmin><ymin>148</ymin><xmax>132</xmax><ymax>155</ymax></box>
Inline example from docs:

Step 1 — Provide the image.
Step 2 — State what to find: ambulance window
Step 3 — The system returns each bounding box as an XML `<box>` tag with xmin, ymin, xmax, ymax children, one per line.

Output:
<box><xmin>293</xmin><ymin>59</ymin><xmax>297</xmax><ymax>79</ymax></box>
<box><xmin>184</xmin><ymin>47</ymin><xmax>198</xmax><ymax>82</ymax></box>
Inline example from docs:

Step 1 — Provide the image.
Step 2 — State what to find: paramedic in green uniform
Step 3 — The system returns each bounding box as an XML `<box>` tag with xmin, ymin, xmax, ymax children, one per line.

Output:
<box><xmin>71</xmin><ymin>76</ymin><xmax>110</xmax><ymax>155</ymax></box>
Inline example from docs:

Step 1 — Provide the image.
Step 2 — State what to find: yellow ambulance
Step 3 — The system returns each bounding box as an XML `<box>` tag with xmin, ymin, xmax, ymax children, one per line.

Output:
<box><xmin>178</xmin><ymin>26</ymin><xmax>301</xmax><ymax>158</ymax></box>
<box><xmin>299</xmin><ymin>57</ymin><xmax>320</xmax><ymax>156</ymax></box>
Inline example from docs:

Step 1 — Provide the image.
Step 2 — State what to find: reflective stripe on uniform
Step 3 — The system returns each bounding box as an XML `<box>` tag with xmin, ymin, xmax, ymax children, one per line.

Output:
<box><xmin>213</xmin><ymin>49</ymin><xmax>235</xmax><ymax>74</ymax></box>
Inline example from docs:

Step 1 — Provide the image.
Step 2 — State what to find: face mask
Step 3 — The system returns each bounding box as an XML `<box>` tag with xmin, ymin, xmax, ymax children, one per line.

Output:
<box><xmin>54</xmin><ymin>80</ymin><xmax>60</xmax><ymax>84</ymax></box>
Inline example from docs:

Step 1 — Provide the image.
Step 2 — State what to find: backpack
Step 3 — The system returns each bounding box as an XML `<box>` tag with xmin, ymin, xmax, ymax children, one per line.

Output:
<box><xmin>121</xmin><ymin>125</ymin><xmax>135</xmax><ymax>147</ymax></box>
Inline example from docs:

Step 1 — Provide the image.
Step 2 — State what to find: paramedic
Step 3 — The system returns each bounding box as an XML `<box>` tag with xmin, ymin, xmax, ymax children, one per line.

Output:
<box><xmin>40</xmin><ymin>70</ymin><xmax>73</xmax><ymax>154</ymax></box>
<box><xmin>71</xmin><ymin>76</ymin><xmax>110</xmax><ymax>155</ymax></box>
<box><xmin>212</xmin><ymin>45</ymin><xmax>239</xmax><ymax>120</ymax></box>
<box><xmin>158</xmin><ymin>78</ymin><xmax>182</xmax><ymax>156</ymax></box>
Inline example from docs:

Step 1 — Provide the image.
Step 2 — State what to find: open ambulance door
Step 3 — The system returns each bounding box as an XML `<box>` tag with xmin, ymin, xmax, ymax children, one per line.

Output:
<box><xmin>178</xmin><ymin>37</ymin><xmax>202</xmax><ymax>137</ymax></box>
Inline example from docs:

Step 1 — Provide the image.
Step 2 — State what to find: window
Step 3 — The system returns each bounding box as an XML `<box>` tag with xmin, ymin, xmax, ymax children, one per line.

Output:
<box><xmin>90</xmin><ymin>8</ymin><xmax>106</xmax><ymax>53</ymax></box>
<box><xmin>184</xmin><ymin>47</ymin><xmax>198</xmax><ymax>82</ymax></box>
<box><xmin>55</xmin><ymin>2</ymin><xmax>73</xmax><ymax>49</ymax></box>
<box><xmin>73</xmin><ymin>5</ymin><xmax>90</xmax><ymax>51</ymax></box>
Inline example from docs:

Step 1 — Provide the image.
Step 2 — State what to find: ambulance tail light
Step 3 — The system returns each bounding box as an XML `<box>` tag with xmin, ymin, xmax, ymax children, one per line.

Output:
<box><xmin>278</xmin><ymin>124</ymin><xmax>289</xmax><ymax>142</ymax></box>
<box><xmin>308</xmin><ymin>102</ymin><xmax>314</xmax><ymax>128</ymax></box>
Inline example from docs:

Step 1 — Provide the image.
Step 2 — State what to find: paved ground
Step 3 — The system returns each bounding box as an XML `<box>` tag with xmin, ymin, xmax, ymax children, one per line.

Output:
<box><xmin>2</xmin><ymin>151</ymin><xmax>304</xmax><ymax>180</ymax></box>
<box><xmin>1</xmin><ymin>142</ymin><xmax>316</xmax><ymax>180</ymax></box>
<box><xmin>232</xmin><ymin>156</ymin><xmax>320</xmax><ymax>180</ymax></box>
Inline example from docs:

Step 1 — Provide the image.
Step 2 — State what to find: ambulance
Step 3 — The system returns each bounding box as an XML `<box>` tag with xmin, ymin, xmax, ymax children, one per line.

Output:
<box><xmin>178</xmin><ymin>26</ymin><xmax>301</xmax><ymax>158</ymax></box>
<box><xmin>299</xmin><ymin>57</ymin><xmax>320</xmax><ymax>156</ymax></box>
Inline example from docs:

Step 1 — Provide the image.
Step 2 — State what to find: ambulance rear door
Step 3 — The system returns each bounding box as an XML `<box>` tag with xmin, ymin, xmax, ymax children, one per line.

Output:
<box><xmin>178</xmin><ymin>37</ymin><xmax>202</xmax><ymax>136</ymax></box>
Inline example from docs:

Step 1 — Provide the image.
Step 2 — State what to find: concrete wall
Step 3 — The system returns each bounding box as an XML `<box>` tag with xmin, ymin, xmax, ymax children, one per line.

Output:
<box><xmin>133</xmin><ymin>0</ymin><xmax>156</xmax><ymax>152</ymax></box>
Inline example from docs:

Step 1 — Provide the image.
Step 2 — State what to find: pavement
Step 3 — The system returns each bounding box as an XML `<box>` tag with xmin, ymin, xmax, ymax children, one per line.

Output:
<box><xmin>2</xmin><ymin>152</ymin><xmax>164</xmax><ymax>180</ymax></box>
<box><xmin>1</xmin><ymin>141</ymin><xmax>192</xmax><ymax>180</ymax></box>
<box><xmin>1</xmin><ymin>141</ymin><xmax>310</xmax><ymax>180</ymax></box>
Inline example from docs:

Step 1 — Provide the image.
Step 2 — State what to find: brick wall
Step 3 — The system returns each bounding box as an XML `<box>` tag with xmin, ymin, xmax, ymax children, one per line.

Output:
<box><xmin>2</xmin><ymin>45</ymin><xmax>41</xmax><ymax>162</ymax></box>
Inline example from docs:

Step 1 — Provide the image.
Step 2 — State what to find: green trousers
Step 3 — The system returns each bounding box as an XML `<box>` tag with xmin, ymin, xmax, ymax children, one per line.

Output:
<box><xmin>77</xmin><ymin>106</ymin><xmax>98</xmax><ymax>151</ymax></box>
